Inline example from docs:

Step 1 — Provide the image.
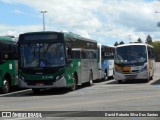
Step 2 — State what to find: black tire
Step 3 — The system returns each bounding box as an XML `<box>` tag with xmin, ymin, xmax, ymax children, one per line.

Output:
<box><xmin>118</xmin><ymin>80</ymin><xmax>122</xmax><ymax>84</ymax></box>
<box><xmin>70</xmin><ymin>74</ymin><xmax>78</xmax><ymax>91</ymax></box>
<box><xmin>32</xmin><ymin>88</ymin><xmax>41</xmax><ymax>94</ymax></box>
<box><xmin>144</xmin><ymin>73</ymin><xmax>150</xmax><ymax>83</ymax></box>
<box><xmin>105</xmin><ymin>69</ymin><xmax>108</xmax><ymax>80</ymax></box>
<box><xmin>2</xmin><ymin>78</ymin><xmax>10</xmax><ymax>94</ymax></box>
<box><xmin>144</xmin><ymin>78</ymin><xmax>150</xmax><ymax>83</ymax></box>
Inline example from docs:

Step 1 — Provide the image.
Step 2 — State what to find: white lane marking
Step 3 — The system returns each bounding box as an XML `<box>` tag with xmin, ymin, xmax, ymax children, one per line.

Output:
<box><xmin>0</xmin><ymin>105</ymin><xmax>10</xmax><ymax>108</ymax></box>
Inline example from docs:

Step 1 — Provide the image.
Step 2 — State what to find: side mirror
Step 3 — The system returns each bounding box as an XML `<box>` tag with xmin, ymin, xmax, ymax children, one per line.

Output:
<box><xmin>0</xmin><ymin>52</ymin><xmax>7</xmax><ymax>63</ymax></box>
<box><xmin>66</xmin><ymin>46</ymin><xmax>72</xmax><ymax>59</ymax></box>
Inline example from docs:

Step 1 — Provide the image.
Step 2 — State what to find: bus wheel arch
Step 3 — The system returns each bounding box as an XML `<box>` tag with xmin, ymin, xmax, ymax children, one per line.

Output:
<box><xmin>2</xmin><ymin>73</ymin><xmax>11</xmax><ymax>94</ymax></box>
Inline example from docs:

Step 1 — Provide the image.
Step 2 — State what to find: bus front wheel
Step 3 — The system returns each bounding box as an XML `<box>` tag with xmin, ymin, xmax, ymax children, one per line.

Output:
<box><xmin>103</xmin><ymin>73</ymin><xmax>107</xmax><ymax>81</ymax></box>
<box><xmin>104</xmin><ymin>69</ymin><xmax>108</xmax><ymax>81</ymax></box>
<box><xmin>2</xmin><ymin>78</ymin><xmax>10</xmax><ymax>94</ymax></box>
<box><xmin>32</xmin><ymin>88</ymin><xmax>41</xmax><ymax>94</ymax></box>
<box><xmin>70</xmin><ymin>74</ymin><xmax>78</xmax><ymax>91</ymax></box>
<box><xmin>87</xmin><ymin>72</ymin><xmax>93</xmax><ymax>86</ymax></box>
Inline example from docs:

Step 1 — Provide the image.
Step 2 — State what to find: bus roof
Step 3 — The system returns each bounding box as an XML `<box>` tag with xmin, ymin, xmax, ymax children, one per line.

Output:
<box><xmin>21</xmin><ymin>31</ymin><xmax>58</xmax><ymax>35</ymax></box>
<box><xmin>20</xmin><ymin>31</ymin><xmax>97</xmax><ymax>44</ymax></box>
<box><xmin>98</xmin><ymin>43</ymin><xmax>115</xmax><ymax>48</ymax></box>
<box><xmin>63</xmin><ymin>32</ymin><xmax>97</xmax><ymax>43</ymax></box>
<box><xmin>0</xmin><ymin>36</ymin><xmax>13</xmax><ymax>41</ymax></box>
<box><xmin>116</xmin><ymin>43</ymin><xmax>153</xmax><ymax>48</ymax></box>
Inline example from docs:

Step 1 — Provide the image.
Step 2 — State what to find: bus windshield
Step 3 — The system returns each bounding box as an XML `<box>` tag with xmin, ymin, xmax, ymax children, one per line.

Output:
<box><xmin>115</xmin><ymin>45</ymin><xmax>147</xmax><ymax>64</ymax></box>
<box><xmin>20</xmin><ymin>43</ymin><xmax>65</xmax><ymax>68</ymax></box>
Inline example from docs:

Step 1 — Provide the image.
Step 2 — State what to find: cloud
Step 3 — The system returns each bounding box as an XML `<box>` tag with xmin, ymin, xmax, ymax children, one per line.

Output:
<box><xmin>0</xmin><ymin>24</ymin><xmax>42</xmax><ymax>37</ymax></box>
<box><xmin>14</xmin><ymin>9</ymin><xmax>26</xmax><ymax>15</ymax></box>
<box><xmin>1</xmin><ymin>0</ymin><xmax>160</xmax><ymax>44</ymax></box>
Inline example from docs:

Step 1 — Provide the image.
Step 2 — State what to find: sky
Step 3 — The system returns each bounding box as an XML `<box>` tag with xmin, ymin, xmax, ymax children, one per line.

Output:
<box><xmin>0</xmin><ymin>0</ymin><xmax>160</xmax><ymax>45</ymax></box>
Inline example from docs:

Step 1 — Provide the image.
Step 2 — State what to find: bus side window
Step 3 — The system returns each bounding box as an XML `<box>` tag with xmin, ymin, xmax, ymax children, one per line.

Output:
<box><xmin>101</xmin><ymin>50</ymin><xmax>105</xmax><ymax>60</ymax></box>
<box><xmin>1</xmin><ymin>48</ymin><xmax>9</xmax><ymax>61</ymax></box>
<box><xmin>3</xmin><ymin>44</ymin><xmax>11</xmax><ymax>60</ymax></box>
<box><xmin>72</xmin><ymin>51</ymin><xmax>80</xmax><ymax>59</ymax></box>
<box><xmin>148</xmin><ymin>48</ymin><xmax>154</xmax><ymax>59</ymax></box>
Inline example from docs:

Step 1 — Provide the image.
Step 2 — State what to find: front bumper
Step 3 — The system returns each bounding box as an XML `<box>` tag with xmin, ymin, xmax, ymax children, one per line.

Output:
<box><xmin>114</xmin><ymin>70</ymin><xmax>149</xmax><ymax>81</ymax></box>
<box><xmin>18</xmin><ymin>77</ymin><xmax>67</xmax><ymax>88</ymax></box>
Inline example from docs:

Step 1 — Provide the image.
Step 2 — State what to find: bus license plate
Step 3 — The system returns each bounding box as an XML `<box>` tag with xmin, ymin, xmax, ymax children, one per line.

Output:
<box><xmin>36</xmin><ymin>82</ymin><xmax>44</xmax><ymax>86</ymax></box>
<box><xmin>131</xmin><ymin>66</ymin><xmax>139</xmax><ymax>70</ymax></box>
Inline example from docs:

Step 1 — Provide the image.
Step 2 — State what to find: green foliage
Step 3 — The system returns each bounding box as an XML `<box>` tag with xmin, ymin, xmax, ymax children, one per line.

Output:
<box><xmin>119</xmin><ymin>41</ymin><xmax>124</xmax><ymax>45</ymax></box>
<box><xmin>114</xmin><ymin>41</ymin><xmax>125</xmax><ymax>46</ymax></box>
<box><xmin>146</xmin><ymin>35</ymin><xmax>152</xmax><ymax>44</ymax></box>
<box><xmin>151</xmin><ymin>41</ymin><xmax>160</xmax><ymax>62</ymax></box>
<box><xmin>137</xmin><ymin>38</ymin><xmax>143</xmax><ymax>43</ymax></box>
<box><xmin>114</xmin><ymin>41</ymin><xmax>119</xmax><ymax>46</ymax></box>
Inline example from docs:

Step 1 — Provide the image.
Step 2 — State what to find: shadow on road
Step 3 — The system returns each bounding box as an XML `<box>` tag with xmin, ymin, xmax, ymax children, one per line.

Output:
<box><xmin>105</xmin><ymin>79</ymin><xmax>148</xmax><ymax>85</ymax></box>
<box><xmin>150</xmin><ymin>79</ymin><xmax>160</xmax><ymax>85</ymax></box>
<box><xmin>93</xmin><ymin>77</ymin><xmax>114</xmax><ymax>83</ymax></box>
<box><xmin>2</xmin><ymin>83</ymin><xmax>95</xmax><ymax>97</ymax></box>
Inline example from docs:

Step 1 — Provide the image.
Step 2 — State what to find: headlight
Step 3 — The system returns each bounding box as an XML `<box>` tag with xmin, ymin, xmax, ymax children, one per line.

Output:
<box><xmin>56</xmin><ymin>74</ymin><xmax>64</xmax><ymax>81</ymax></box>
<box><xmin>140</xmin><ymin>64</ymin><xmax>147</xmax><ymax>72</ymax></box>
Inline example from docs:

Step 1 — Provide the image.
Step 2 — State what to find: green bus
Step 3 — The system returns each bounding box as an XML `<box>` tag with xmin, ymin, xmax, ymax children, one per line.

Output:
<box><xmin>18</xmin><ymin>31</ymin><xmax>98</xmax><ymax>93</ymax></box>
<box><xmin>0</xmin><ymin>36</ymin><xmax>18</xmax><ymax>93</ymax></box>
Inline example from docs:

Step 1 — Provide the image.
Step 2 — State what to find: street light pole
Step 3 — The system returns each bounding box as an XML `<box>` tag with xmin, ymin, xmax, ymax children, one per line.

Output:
<box><xmin>128</xmin><ymin>35</ymin><xmax>131</xmax><ymax>43</ymax></box>
<box><xmin>40</xmin><ymin>11</ymin><xmax>47</xmax><ymax>31</ymax></box>
<box><xmin>155</xmin><ymin>11</ymin><xmax>160</xmax><ymax>27</ymax></box>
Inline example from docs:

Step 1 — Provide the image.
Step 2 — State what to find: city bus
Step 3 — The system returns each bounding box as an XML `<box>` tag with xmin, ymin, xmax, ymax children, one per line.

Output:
<box><xmin>114</xmin><ymin>43</ymin><xmax>155</xmax><ymax>83</ymax></box>
<box><xmin>0</xmin><ymin>36</ymin><xmax>18</xmax><ymax>93</ymax></box>
<box><xmin>18</xmin><ymin>31</ymin><xmax>98</xmax><ymax>93</ymax></box>
<box><xmin>97</xmin><ymin>44</ymin><xmax>115</xmax><ymax>80</ymax></box>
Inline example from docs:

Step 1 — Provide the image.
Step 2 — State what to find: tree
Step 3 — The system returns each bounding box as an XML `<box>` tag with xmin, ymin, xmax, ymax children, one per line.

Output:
<box><xmin>146</xmin><ymin>35</ymin><xmax>152</xmax><ymax>44</ymax></box>
<box><xmin>151</xmin><ymin>41</ymin><xmax>160</xmax><ymax>62</ymax></box>
<box><xmin>119</xmin><ymin>41</ymin><xmax>125</xmax><ymax>45</ymax></box>
<box><xmin>114</xmin><ymin>41</ymin><xmax>119</xmax><ymax>46</ymax></box>
<box><xmin>137</xmin><ymin>38</ymin><xmax>143</xmax><ymax>43</ymax></box>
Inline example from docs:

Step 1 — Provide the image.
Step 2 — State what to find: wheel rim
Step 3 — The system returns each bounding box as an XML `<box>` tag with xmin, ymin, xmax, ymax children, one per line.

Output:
<box><xmin>3</xmin><ymin>79</ymin><xmax>9</xmax><ymax>93</ymax></box>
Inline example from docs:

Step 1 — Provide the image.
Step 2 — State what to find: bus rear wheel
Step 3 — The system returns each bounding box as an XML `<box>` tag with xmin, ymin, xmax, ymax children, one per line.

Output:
<box><xmin>2</xmin><ymin>78</ymin><xmax>10</xmax><ymax>94</ymax></box>
<box><xmin>87</xmin><ymin>72</ymin><xmax>93</xmax><ymax>86</ymax></box>
<box><xmin>104</xmin><ymin>70</ymin><xmax>108</xmax><ymax>81</ymax></box>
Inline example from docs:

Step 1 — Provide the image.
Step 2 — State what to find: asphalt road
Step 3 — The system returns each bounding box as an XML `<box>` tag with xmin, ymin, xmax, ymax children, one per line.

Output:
<box><xmin>0</xmin><ymin>63</ymin><xmax>160</xmax><ymax>120</ymax></box>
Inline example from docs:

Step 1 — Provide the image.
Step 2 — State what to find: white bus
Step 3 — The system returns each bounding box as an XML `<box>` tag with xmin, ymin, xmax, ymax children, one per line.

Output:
<box><xmin>114</xmin><ymin>43</ymin><xmax>155</xmax><ymax>83</ymax></box>
<box><xmin>98</xmin><ymin>44</ymin><xmax>115</xmax><ymax>80</ymax></box>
